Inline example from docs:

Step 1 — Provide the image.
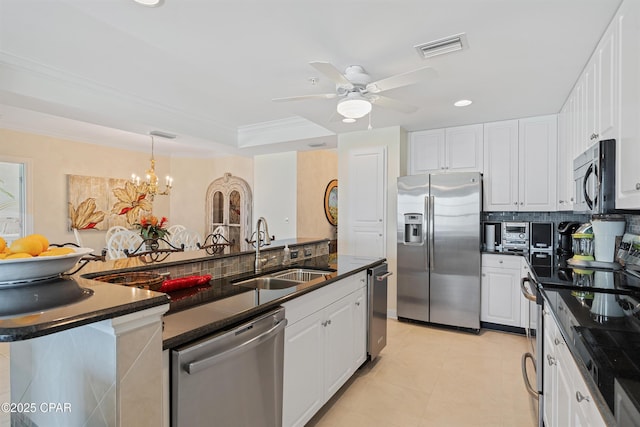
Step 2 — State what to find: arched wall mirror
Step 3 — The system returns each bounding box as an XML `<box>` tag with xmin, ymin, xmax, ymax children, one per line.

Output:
<box><xmin>205</xmin><ymin>173</ymin><xmax>252</xmax><ymax>253</ymax></box>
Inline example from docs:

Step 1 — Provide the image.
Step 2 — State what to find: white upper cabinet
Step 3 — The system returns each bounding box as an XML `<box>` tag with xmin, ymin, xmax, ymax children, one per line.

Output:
<box><xmin>519</xmin><ymin>115</ymin><xmax>558</xmax><ymax>211</ymax></box>
<box><xmin>483</xmin><ymin>120</ymin><xmax>519</xmax><ymax>211</ymax></box>
<box><xmin>444</xmin><ymin>124</ymin><xmax>484</xmax><ymax>172</ymax></box>
<box><xmin>483</xmin><ymin>116</ymin><xmax>557</xmax><ymax>212</ymax></box>
<box><xmin>408</xmin><ymin>124</ymin><xmax>483</xmax><ymax>175</ymax></box>
<box><xmin>598</xmin><ymin>20</ymin><xmax>618</xmax><ymax>142</ymax></box>
<box><xmin>408</xmin><ymin>129</ymin><xmax>445</xmax><ymax>174</ymax></box>
<box><xmin>617</xmin><ymin>0</ymin><xmax>640</xmax><ymax>209</ymax></box>
<box><xmin>558</xmin><ymin>103</ymin><xmax>574</xmax><ymax>210</ymax></box>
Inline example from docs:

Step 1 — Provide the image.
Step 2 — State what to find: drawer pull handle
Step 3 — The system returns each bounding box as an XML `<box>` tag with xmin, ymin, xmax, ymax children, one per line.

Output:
<box><xmin>576</xmin><ymin>391</ymin><xmax>590</xmax><ymax>403</ymax></box>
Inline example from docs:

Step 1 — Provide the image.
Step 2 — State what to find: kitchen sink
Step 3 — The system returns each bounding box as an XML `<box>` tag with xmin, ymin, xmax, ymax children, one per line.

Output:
<box><xmin>232</xmin><ymin>268</ymin><xmax>335</xmax><ymax>290</ymax></box>
<box><xmin>232</xmin><ymin>276</ymin><xmax>302</xmax><ymax>290</ymax></box>
<box><xmin>268</xmin><ymin>268</ymin><xmax>333</xmax><ymax>282</ymax></box>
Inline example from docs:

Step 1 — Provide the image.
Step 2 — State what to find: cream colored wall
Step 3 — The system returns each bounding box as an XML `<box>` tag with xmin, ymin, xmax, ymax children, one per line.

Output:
<box><xmin>169</xmin><ymin>156</ymin><xmax>253</xmax><ymax>238</ymax></box>
<box><xmin>337</xmin><ymin>126</ymin><xmax>405</xmax><ymax>316</ymax></box>
<box><xmin>296</xmin><ymin>150</ymin><xmax>337</xmax><ymax>240</ymax></box>
<box><xmin>254</xmin><ymin>152</ymin><xmax>297</xmax><ymax>239</ymax></box>
<box><xmin>0</xmin><ymin>128</ymin><xmax>255</xmax><ymax>252</ymax></box>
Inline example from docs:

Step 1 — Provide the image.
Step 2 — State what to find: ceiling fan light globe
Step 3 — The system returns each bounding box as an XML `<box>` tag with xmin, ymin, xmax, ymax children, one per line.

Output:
<box><xmin>337</xmin><ymin>97</ymin><xmax>372</xmax><ymax>119</ymax></box>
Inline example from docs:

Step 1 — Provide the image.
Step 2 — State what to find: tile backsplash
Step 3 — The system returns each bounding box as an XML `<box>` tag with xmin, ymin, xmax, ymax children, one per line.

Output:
<box><xmin>483</xmin><ymin>211</ymin><xmax>640</xmax><ymax>236</ymax></box>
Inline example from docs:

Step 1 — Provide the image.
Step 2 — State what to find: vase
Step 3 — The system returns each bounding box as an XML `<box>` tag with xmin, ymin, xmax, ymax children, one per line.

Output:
<box><xmin>145</xmin><ymin>235</ymin><xmax>160</xmax><ymax>252</ymax></box>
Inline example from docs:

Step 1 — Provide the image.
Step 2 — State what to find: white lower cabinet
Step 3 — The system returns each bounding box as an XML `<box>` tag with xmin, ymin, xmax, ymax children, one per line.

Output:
<box><xmin>481</xmin><ymin>254</ymin><xmax>538</xmax><ymax>330</ymax></box>
<box><xmin>481</xmin><ymin>254</ymin><xmax>525</xmax><ymax>328</ymax></box>
<box><xmin>282</xmin><ymin>272</ymin><xmax>367</xmax><ymax>427</ymax></box>
<box><xmin>543</xmin><ymin>308</ymin><xmax>607</xmax><ymax>427</ymax></box>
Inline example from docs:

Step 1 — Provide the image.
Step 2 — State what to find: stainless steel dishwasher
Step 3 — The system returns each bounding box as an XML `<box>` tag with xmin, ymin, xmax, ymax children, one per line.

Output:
<box><xmin>171</xmin><ymin>307</ymin><xmax>287</xmax><ymax>427</ymax></box>
<box><xmin>368</xmin><ymin>263</ymin><xmax>391</xmax><ymax>360</ymax></box>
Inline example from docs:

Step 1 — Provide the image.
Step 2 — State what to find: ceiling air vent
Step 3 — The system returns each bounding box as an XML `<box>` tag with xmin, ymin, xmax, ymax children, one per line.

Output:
<box><xmin>414</xmin><ymin>33</ymin><xmax>467</xmax><ymax>59</ymax></box>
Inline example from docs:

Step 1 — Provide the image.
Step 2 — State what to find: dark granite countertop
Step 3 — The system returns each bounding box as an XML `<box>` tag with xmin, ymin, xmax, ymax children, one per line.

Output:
<box><xmin>0</xmin><ymin>276</ymin><xmax>169</xmax><ymax>342</ymax></box>
<box><xmin>484</xmin><ymin>249</ymin><xmax>640</xmax><ymax>422</ymax></box>
<box><xmin>162</xmin><ymin>254</ymin><xmax>385</xmax><ymax>350</ymax></box>
<box><xmin>531</xmin><ymin>260</ymin><xmax>640</xmax><ymax>425</ymax></box>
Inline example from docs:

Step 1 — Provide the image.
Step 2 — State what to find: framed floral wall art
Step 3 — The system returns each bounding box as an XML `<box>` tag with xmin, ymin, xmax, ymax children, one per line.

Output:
<box><xmin>67</xmin><ymin>174</ymin><xmax>151</xmax><ymax>231</ymax></box>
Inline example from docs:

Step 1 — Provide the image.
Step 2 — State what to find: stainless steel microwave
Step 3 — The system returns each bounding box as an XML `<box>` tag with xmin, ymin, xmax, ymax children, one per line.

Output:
<box><xmin>573</xmin><ymin>139</ymin><xmax>616</xmax><ymax>214</ymax></box>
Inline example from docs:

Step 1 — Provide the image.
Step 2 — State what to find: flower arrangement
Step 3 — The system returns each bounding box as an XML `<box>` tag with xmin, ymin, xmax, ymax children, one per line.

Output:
<box><xmin>135</xmin><ymin>215</ymin><xmax>169</xmax><ymax>240</ymax></box>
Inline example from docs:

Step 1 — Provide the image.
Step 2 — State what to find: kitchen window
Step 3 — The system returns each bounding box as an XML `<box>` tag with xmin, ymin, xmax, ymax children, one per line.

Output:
<box><xmin>0</xmin><ymin>159</ymin><xmax>29</xmax><ymax>243</ymax></box>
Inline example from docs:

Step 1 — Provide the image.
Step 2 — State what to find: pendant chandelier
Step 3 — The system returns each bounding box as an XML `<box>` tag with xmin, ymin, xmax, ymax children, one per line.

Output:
<box><xmin>131</xmin><ymin>134</ymin><xmax>173</xmax><ymax>200</ymax></box>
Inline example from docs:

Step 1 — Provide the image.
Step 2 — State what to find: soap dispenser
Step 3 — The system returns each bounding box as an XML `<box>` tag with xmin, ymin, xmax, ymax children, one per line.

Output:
<box><xmin>283</xmin><ymin>244</ymin><xmax>291</xmax><ymax>265</ymax></box>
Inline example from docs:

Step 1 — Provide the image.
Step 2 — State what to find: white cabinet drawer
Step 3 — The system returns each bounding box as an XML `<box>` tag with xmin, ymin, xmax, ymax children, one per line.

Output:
<box><xmin>481</xmin><ymin>253</ymin><xmax>521</xmax><ymax>270</ymax></box>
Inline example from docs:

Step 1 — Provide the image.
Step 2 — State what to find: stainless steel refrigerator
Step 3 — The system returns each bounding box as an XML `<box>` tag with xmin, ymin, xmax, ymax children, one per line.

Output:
<box><xmin>397</xmin><ymin>172</ymin><xmax>481</xmax><ymax>330</ymax></box>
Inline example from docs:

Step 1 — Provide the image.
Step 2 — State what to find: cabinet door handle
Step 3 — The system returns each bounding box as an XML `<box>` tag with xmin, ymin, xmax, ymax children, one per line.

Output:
<box><xmin>636</xmin><ymin>183</ymin><xmax>640</xmax><ymax>191</ymax></box>
<box><xmin>547</xmin><ymin>355</ymin><xmax>556</xmax><ymax>366</ymax></box>
<box><xmin>554</xmin><ymin>338</ymin><xmax>561</xmax><ymax>345</ymax></box>
<box><xmin>576</xmin><ymin>391</ymin><xmax>590</xmax><ymax>403</ymax></box>
<box><xmin>514</xmin><ymin>201</ymin><xmax>518</xmax><ymax>205</ymax></box>
<box><xmin>590</xmin><ymin>133</ymin><xmax>599</xmax><ymax>141</ymax></box>
<box><xmin>355</xmin><ymin>301</ymin><xmax>360</xmax><ymax>306</ymax></box>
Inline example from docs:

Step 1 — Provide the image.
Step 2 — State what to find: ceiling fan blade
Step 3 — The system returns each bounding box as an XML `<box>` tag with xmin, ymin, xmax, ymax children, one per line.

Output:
<box><xmin>370</xmin><ymin>95</ymin><xmax>419</xmax><ymax>114</ymax></box>
<box><xmin>309</xmin><ymin>61</ymin><xmax>354</xmax><ymax>89</ymax></box>
<box><xmin>272</xmin><ymin>93</ymin><xmax>337</xmax><ymax>102</ymax></box>
<box><xmin>366</xmin><ymin>66</ymin><xmax>437</xmax><ymax>93</ymax></box>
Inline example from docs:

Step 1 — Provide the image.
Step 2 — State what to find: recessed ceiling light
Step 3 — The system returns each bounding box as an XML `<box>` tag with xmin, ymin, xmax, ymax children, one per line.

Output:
<box><xmin>454</xmin><ymin>99</ymin><xmax>473</xmax><ymax>107</ymax></box>
<box><xmin>133</xmin><ymin>0</ymin><xmax>162</xmax><ymax>7</ymax></box>
<box><xmin>342</xmin><ymin>118</ymin><xmax>356</xmax><ymax>124</ymax></box>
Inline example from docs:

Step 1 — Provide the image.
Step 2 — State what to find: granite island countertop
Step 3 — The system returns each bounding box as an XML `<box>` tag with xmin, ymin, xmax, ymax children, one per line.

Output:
<box><xmin>162</xmin><ymin>254</ymin><xmax>385</xmax><ymax>349</ymax></box>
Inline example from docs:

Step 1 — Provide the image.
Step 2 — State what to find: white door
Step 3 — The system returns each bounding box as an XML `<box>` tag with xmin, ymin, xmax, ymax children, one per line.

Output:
<box><xmin>483</xmin><ymin>120</ymin><xmax>519</xmax><ymax>211</ymax></box>
<box><xmin>347</xmin><ymin>147</ymin><xmax>386</xmax><ymax>257</ymax></box>
<box><xmin>519</xmin><ymin>115</ymin><xmax>558</xmax><ymax>211</ymax></box>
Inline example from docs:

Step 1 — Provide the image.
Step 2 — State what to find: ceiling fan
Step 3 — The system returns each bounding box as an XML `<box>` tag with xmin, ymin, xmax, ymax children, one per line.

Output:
<box><xmin>273</xmin><ymin>61</ymin><xmax>437</xmax><ymax>122</ymax></box>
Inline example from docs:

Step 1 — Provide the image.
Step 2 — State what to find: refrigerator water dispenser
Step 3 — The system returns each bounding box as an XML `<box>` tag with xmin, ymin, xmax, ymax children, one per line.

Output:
<box><xmin>404</xmin><ymin>213</ymin><xmax>423</xmax><ymax>244</ymax></box>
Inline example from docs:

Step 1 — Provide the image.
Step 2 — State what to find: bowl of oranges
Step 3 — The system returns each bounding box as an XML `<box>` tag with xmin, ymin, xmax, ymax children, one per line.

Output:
<box><xmin>0</xmin><ymin>234</ymin><xmax>94</xmax><ymax>285</ymax></box>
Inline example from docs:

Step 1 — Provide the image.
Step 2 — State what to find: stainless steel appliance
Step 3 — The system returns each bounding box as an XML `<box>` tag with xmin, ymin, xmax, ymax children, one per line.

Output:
<box><xmin>502</xmin><ymin>221</ymin><xmax>530</xmax><ymax>253</ymax></box>
<box><xmin>529</xmin><ymin>222</ymin><xmax>554</xmax><ymax>277</ymax></box>
<box><xmin>573</xmin><ymin>139</ymin><xmax>616</xmax><ymax>214</ymax></box>
<box><xmin>368</xmin><ymin>263</ymin><xmax>391</xmax><ymax>360</ymax></box>
<box><xmin>397</xmin><ymin>172</ymin><xmax>482</xmax><ymax>330</ymax></box>
<box><xmin>557</xmin><ymin>221</ymin><xmax>581</xmax><ymax>259</ymax></box>
<box><xmin>171</xmin><ymin>307</ymin><xmax>287</xmax><ymax>427</ymax></box>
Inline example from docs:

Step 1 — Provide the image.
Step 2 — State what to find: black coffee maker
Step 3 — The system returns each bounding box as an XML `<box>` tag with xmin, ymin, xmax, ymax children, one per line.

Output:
<box><xmin>557</xmin><ymin>221</ymin><xmax>581</xmax><ymax>258</ymax></box>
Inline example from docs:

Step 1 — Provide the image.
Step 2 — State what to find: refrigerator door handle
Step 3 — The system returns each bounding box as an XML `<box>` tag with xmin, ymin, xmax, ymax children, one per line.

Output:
<box><xmin>429</xmin><ymin>195</ymin><xmax>435</xmax><ymax>270</ymax></box>
<box><xmin>424</xmin><ymin>195</ymin><xmax>430</xmax><ymax>271</ymax></box>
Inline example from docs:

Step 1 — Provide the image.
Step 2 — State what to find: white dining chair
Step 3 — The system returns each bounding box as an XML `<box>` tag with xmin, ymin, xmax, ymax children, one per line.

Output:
<box><xmin>167</xmin><ymin>224</ymin><xmax>186</xmax><ymax>237</ymax></box>
<box><xmin>106</xmin><ymin>230</ymin><xmax>144</xmax><ymax>260</ymax></box>
<box><xmin>105</xmin><ymin>226</ymin><xmax>130</xmax><ymax>245</ymax></box>
<box><xmin>172</xmin><ymin>229</ymin><xmax>202</xmax><ymax>251</ymax></box>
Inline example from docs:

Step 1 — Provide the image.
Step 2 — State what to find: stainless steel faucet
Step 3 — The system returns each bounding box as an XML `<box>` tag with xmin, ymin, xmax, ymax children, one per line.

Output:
<box><xmin>254</xmin><ymin>217</ymin><xmax>272</xmax><ymax>273</ymax></box>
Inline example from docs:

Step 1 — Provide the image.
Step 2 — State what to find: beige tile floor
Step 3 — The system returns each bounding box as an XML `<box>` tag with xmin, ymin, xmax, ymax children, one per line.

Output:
<box><xmin>0</xmin><ymin>321</ymin><xmax>537</xmax><ymax>427</ymax></box>
<box><xmin>0</xmin><ymin>342</ymin><xmax>9</xmax><ymax>427</ymax></box>
<box><xmin>307</xmin><ymin>319</ymin><xmax>538</xmax><ymax>427</ymax></box>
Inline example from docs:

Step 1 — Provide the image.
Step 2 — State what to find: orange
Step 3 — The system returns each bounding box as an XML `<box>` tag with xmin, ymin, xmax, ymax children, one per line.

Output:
<box><xmin>39</xmin><ymin>247</ymin><xmax>75</xmax><ymax>257</ymax></box>
<box><xmin>9</xmin><ymin>236</ymin><xmax>43</xmax><ymax>256</ymax></box>
<box><xmin>0</xmin><ymin>236</ymin><xmax>5</xmax><ymax>252</ymax></box>
<box><xmin>29</xmin><ymin>234</ymin><xmax>49</xmax><ymax>251</ymax></box>
<box><xmin>5</xmin><ymin>252</ymin><xmax>33</xmax><ymax>259</ymax></box>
